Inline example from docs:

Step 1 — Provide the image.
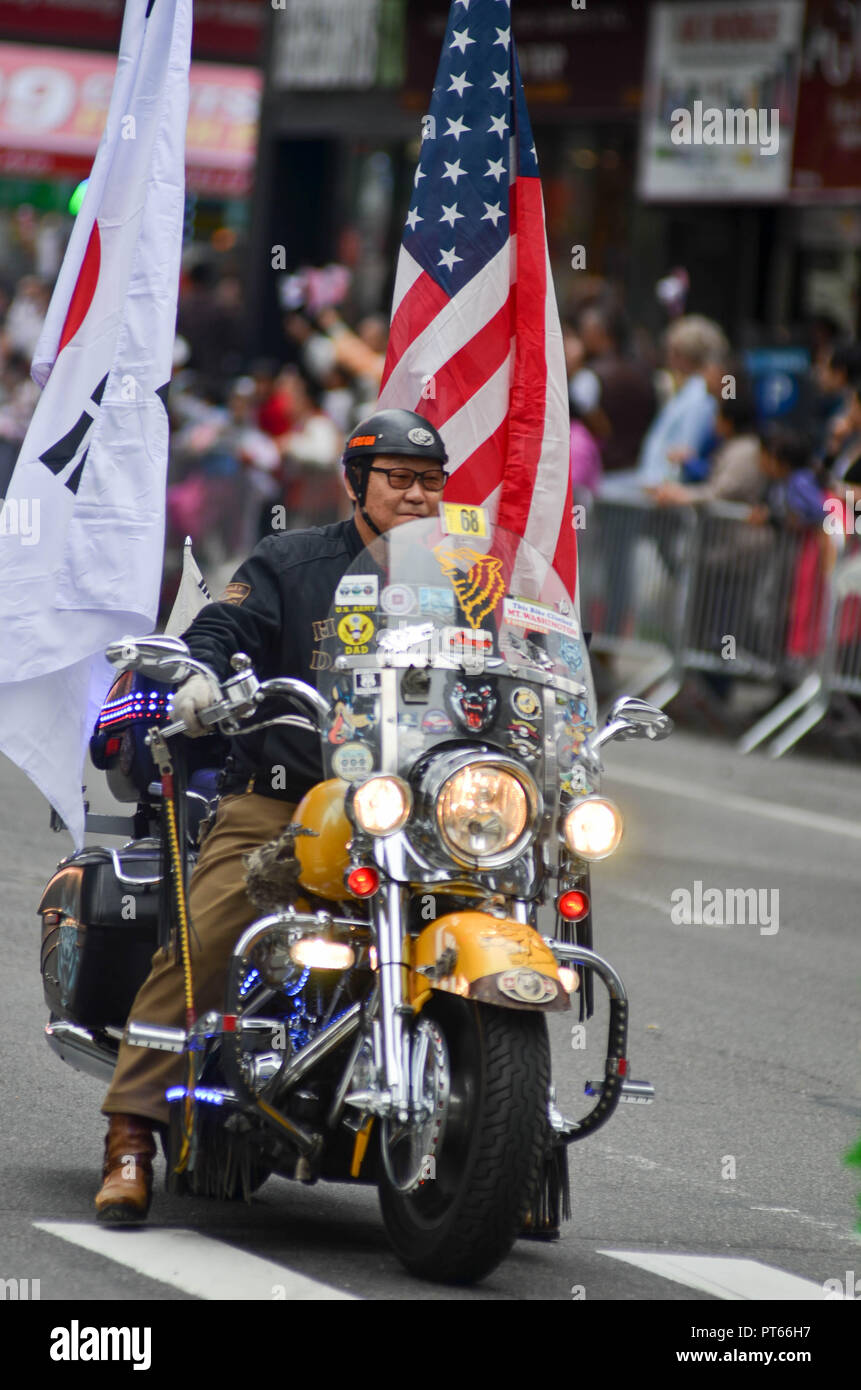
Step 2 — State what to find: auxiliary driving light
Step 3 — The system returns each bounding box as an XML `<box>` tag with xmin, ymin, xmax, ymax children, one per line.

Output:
<box><xmin>352</xmin><ymin>776</ymin><xmax>412</xmax><ymax>835</ymax></box>
<box><xmin>289</xmin><ymin>938</ymin><xmax>356</xmax><ymax>971</ymax></box>
<box><xmin>562</xmin><ymin>796</ymin><xmax>623</xmax><ymax>861</ymax></box>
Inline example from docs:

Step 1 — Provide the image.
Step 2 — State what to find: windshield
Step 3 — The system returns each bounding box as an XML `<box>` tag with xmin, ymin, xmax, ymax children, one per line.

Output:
<box><xmin>315</xmin><ymin>511</ymin><xmax>595</xmax><ymax>797</ymax></box>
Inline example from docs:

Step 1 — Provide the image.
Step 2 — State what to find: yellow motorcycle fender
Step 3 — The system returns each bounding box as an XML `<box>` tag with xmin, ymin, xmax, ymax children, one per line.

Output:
<box><xmin>409</xmin><ymin>912</ymin><xmax>573</xmax><ymax>1013</ymax></box>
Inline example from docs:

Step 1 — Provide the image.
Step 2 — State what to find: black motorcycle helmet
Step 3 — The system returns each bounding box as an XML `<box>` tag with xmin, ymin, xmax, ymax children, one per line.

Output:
<box><xmin>342</xmin><ymin>408</ymin><xmax>448</xmax><ymax>535</ymax></box>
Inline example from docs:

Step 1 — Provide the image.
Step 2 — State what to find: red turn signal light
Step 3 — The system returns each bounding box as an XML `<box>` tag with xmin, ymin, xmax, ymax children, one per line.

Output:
<box><xmin>346</xmin><ymin>866</ymin><xmax>380</xmax><ymax>897</ymax></box>
<box><xmin>558</xmin><ymin>890</ymin><xmax>590</xmax><ymax>921</ymax></box>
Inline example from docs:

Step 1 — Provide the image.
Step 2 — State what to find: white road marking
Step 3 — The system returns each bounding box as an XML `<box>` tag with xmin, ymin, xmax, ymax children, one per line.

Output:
<box><xmin>598</xmin><ymin>1250</ymin><xmax>831</xmax><ymax>1300</ymax></box>
<box><xmin>607</xmin><ymin>766</ymin><xmax>861</xmax><ymax>842</ymax></box>
<box><xmin>35</xmin><ymin>1223</ymin><xmax>357</xmax><ymax>1301</ymax></box>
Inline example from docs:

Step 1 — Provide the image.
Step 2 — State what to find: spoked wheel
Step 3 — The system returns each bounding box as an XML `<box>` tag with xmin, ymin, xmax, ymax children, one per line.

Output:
<box><xmin>378</xmin><ymin>996</ymin><xmax>550</xmax><ymax>1285</ymax></box>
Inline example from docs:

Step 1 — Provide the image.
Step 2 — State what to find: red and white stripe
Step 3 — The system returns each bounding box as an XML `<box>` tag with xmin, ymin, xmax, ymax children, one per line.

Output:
<box><xmin>379</xmin><ymin>173</ymin><xmax>577</xmax><ymax>608</ymax></box>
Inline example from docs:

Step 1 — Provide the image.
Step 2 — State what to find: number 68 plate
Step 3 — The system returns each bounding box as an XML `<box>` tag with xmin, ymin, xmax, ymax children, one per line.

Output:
<box><xmin>441</xmin><ymin>503</ymin><xmax>488</xmax><ymax>538</ymax></box>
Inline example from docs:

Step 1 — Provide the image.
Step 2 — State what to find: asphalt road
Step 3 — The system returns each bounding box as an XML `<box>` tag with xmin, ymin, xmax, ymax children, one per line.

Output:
<box><xmin>1</xmin><ymin>729</ymin><xmax>859</xmax><ymax>1306</ymax></box>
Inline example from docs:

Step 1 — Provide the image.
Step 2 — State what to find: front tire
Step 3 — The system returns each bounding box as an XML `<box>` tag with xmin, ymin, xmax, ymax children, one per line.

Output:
<box><xmin>378</xmin><ymin>996</ymin><xmax>550</xmax><ymax>1284</ymax></box>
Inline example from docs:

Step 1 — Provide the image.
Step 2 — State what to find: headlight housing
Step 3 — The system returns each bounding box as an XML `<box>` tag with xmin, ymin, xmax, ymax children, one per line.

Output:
<box><xmin>351</xmin><ymin>775</ymin><xmax>412</xmax><ymax>836</ymax></box>
<box><xmin>562</xmin><ymin>795</ymin><xmax>623</xmax><ymax>860</ymax></box>
<box><xmin>435</xmin><ymin>757</ymin><xmax>539</xmax><ymax>866</ymax></box>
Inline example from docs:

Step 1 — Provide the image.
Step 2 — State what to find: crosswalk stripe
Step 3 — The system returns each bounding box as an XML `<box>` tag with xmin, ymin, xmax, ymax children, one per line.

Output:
<box><xmin>35</xmin><ymin>1223</ymin><xmax>358</xmax><ymax>1301</ymax></box>
<box><xmin>598</xmin><ymin>1250</ymin><xmax>830</xmax><ymax>1300</ymax></box>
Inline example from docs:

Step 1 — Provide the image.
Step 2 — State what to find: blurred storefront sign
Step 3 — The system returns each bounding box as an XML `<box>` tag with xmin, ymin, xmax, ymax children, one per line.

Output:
<box><xmin>272</xmin><ymin>0</ymin><xmax>404</xmax><ymax>91</ymax></box>
<box><xmin>0</xmin><ymin>0</ymin><xmax>263</xmax><ymax>63</ymax></box>
<box><xmin>0</xmin><ymin>43</ymin><xmax>260</xmax><ymax>196</ymax></box>
<box><xmin>403</xmin><ymin>0</ymin><xmax>645</xmax><ymax>119</ymax></box>
<box><xmin>638</xmin><ymin>0</ymin><xmax>804</xmax><ymax>202</ymax></box>
<box><xmin>792</xmin><ymin>0</ymin><xmax>861</xmax><ymax>200</ymax></box>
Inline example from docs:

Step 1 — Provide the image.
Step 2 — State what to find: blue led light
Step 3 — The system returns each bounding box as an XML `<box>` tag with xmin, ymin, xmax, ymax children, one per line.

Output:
<box><xmin>285</xmin><ymin>965</ymin><xmax>310</xmax><ymax>998</ymax></box>
<box><xmin>193</xmin><ymin>1087</ymin><xmax>224</xmax><ymax>1106</ymax></box>
<box><xmin>164</xmin><ymin>1084</ymin><xmax>225</xmax><ymax>1106</ymax></box>
<box><xmin>239</xmin><ymin>967</ymin><xmax>260</xmax><ymax>999</ymax></box>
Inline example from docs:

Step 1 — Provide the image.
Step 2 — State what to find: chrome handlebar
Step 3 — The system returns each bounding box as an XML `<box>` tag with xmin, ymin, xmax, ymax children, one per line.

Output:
<box><xmin>153</xmin><ymin>657</ymin><xmax>331</xmax><ymax>743</ymax></box>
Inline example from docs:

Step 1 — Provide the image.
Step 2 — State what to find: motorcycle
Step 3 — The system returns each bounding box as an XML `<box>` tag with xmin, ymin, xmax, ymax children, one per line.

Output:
<box><xmin>38</xmin><ymin>510</ymin><xmax>671</xmax><ymax>1285</ymax></box>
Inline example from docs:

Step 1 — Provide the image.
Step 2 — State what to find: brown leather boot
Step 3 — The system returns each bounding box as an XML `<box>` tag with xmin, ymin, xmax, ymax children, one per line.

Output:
<box><xmin>94</xmin><ymin>1114</ymin><xmax>157</xmax><ymax>1224</ymax></box>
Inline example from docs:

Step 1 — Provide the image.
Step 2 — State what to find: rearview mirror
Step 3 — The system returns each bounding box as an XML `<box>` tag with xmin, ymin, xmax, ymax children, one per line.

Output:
<box><xmin>105</xmin><ymin>634</ymin><xmax>193</xmax><ymax>684</ymax></box>
<box><xmin>606</xmin><ymin>696</ymin><xmax>673</xmax><ymax>742</ymax></box>
<box><xmin>583</xmin><ymin>696</ymin><xmax>673</xmax><ymax>771</ymax></box>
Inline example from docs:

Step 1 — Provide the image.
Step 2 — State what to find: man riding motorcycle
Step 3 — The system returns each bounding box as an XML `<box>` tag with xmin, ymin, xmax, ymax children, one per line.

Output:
<box><xmin>96</xmin><ymin>407</ymin><xmax>450</xmax><ymax>1223</ymax></box>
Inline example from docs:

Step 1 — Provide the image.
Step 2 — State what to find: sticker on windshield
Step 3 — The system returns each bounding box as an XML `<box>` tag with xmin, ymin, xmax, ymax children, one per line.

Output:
<box><xmin>381</xmin><ymin>583</ymin><xmax>416</xmax><ymax>616</ymax></box>
<box><xmin>353</xmin><ymin>670</ymin><xmax>382</xmax><ymax>695</ymax></box>
<box><xmin>331</xmin><ymin>741</ymin><xmax>375</xmax><ymax>780</ymax></box>
<box><xmin>337</xmin><ymin>613</ymin><xmax>375</xmax><ymax>653</ymax></box>
<box><xmin>442</xmin><ymin>627</ymin><xmax>493</xmax><ymax>659</ymax></box>
<box><xmin>441</xmin><ymin>503</ymin><xmax>488</xmax><ymax>537</ymax></box>
<box><xmin>422</xmin><ymin>708</ymin><xmax>453</xmax><ymax>734</ymax></box>
<box><xmin>511</xmin><ymin>686</ymin><xmax>541</xmax><ymax>720</ymax></box>
<box><xmin>418</xmin><ymin>585</ymin><xmax>455</xmax><ymax>619</ymax></box>
<box><xmin>328</xmin><ymin>681</ymin><xmax>376</xmax><ymax>745</ymax></box>
<box><xmin>334</xmin><ymin>574</ymin><xmax>379</xmax><ymax>610</ymax></box>
<box><xmin>436</xmin><ymin>548</ymin><xmax>505</xmax><ymax>629</ymax></box>
<box><xmin>503</xmin><ymin>596</ymin><xmax>581</xmax><ymax>641</ymax></box>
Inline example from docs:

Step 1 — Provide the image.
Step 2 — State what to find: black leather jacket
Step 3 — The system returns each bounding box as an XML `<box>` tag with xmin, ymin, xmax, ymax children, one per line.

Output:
<box><xmin>183</xmin><ymin>518</ymin><xmax>364</xmax><ymax>804</ymax></box>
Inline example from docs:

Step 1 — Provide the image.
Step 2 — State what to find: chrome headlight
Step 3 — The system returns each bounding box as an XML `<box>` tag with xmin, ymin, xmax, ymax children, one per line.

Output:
<box><xmin>562</xmin><ymin>795</ymin><xmax>623</xmax><ymax>860</ymax></box>
<box><xmin>436</xmin><ymin>760</ymin><xmax>538</xmax><ymax>865</ymax></box>
<box><xmin>351</xmin><ymin>775</ymin><xmax>412</xmax><ymax>836</ymax></box>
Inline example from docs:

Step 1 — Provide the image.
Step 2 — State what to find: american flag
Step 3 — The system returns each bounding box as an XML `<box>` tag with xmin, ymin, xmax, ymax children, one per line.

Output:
<box><xmin>378</xmin><ymin>0</ymin><xmax>576</xmax><ymax>603</ymax></box>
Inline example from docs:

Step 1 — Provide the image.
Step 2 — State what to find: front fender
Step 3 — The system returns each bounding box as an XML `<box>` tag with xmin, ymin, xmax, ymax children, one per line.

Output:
<box><xmin>409</xmin><ymin>911</ymin><xmax>572</xmax><ymax>1013</ymax></box>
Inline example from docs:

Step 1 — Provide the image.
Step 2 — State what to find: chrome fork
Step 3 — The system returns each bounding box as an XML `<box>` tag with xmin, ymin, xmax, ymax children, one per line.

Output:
<box><xmin>374</xmin><ymin>880</ymin><xmax>411</xmax><ymax>1122</ymax></box>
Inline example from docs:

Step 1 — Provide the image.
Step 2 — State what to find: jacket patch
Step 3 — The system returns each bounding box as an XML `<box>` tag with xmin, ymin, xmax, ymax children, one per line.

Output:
<box><xmin>220</xmin><ymin>581</ymin><xmax>251</xmax><ymax>606</ymax></box>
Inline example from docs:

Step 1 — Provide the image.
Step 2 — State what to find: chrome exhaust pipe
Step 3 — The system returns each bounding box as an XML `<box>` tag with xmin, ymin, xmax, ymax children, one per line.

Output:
<box><xmin>268</xmin><ymin>1002</ymin><xmax>363</xmax><ymax>1102</ymax></box>
<box><xmin>45</xmin><ymin>1020</ymin><xmax>118</xmax><ymax>1083</ymax></box>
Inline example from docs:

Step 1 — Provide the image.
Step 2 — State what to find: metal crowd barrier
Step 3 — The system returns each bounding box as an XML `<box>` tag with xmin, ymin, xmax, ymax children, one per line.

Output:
<box><xmin>576</xmin><ymin>494</ymin><xmax>697</xmax><ymax>707</ymax></box>
<box><xmin>739</xmin><ymin>543</ymin><xmax>861</xmax><ymax>756</ymax></box>
<box><xmin>580</xmin><ymin>494</ymin><xmax>855</xmax><ymax>757</ymax></box>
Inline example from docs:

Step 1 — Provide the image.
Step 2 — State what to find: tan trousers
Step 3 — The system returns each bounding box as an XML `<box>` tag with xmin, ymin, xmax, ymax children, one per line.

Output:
<box><xmin>102</xmin><ymin>790</ymin><xmax>296</xmax><ymax>1127</ymax></box>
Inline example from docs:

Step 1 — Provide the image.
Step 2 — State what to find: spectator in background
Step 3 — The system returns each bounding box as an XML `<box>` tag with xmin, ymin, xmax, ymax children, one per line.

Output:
<box><xmin>752</xmin><ymin>424</ymin><xmax>825</xmax><ymax>531</ymax></box>
<box><xmin>813</xmin><ymin>342</ymin><xmax>861</xmax><ymax>458</ymax></box>
<box><xmin>576</xmin><ymin>301</ymin><xmax>656</xmax><ymax>473</ymax></box>
<box><xmin>651</xmin><ymin>377</ymin><xmax>765</xmax><ymax>508</ymax></box>
<box><xmin>0</xmin><ymin>349</ymin><xmax>38</xmax><ymax>495</ymax></box>
<box><xmin>569</xmin><ymin>369</ymin><xmax>603</xmax><ymax>497</ymax></box>
<box><xmin>277</xmin><ymin>370</ymin><xmax>345</xmax><ymax>530</ymax></box>
<box><xmin>2</xmin><ymin>275</ymin><xmax>51</xmax><ymax>359</ymax></box>
<box><xmin>252</xmin><ymin>358</ymin><xmax>293</xmax><ymax>439</ymax></box>
<box><xmin>168</xmin><ymin>375</ymin><xmax>280</xmax><ymax>567</ymax></box>
<box><xmin>822</xmin><ymin>357</ymin><xmax>861</xmax><ymax>483</ymax></box>
<box><xmin>624</xmin><ymin>315</ymin><xmax>729</xmax><ymax>490</ymax></box>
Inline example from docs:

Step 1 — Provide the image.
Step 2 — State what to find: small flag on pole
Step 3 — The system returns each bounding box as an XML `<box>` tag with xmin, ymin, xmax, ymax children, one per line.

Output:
<box><xmin>165</xmin><ymin>537</ymin><xmax>213</xmax><ymax>637</ymax></box>
<box><xmin>378</xmin><ymin>0</ymin><xmax>576</xmax><ymax>604</ymax></box>
<box><xmin>0</xmin><ymin>0</ymin><xmax>192</xmax><ymax>847</ymax></box>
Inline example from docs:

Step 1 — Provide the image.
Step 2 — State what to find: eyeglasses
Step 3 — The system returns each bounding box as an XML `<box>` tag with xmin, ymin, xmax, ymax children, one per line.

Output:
<box><xmin>367</xmin><ymin>465</ymin><xmax>448</xmax><ymax>492</ymax></box>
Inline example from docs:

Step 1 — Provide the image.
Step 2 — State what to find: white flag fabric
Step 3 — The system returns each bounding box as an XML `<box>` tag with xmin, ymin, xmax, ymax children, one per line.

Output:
<box><xmin>0</xmin><ymin>0</ymin><xmax>192</xmax><ymax>848</ymax></box>
<box><xmin>164</xmin><ymin>537</ymin><xmax>212</xmax><ymax>636</ymax></box>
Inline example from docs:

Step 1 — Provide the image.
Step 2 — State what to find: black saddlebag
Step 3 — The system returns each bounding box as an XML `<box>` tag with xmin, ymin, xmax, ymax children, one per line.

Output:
<box><xmin>38</xmin><ymin>844</ymin><xmax>162</xmax><ymax>1029</ymax></box>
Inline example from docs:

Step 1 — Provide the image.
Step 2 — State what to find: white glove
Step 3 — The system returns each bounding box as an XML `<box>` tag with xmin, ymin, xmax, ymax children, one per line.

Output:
<box><xmin>172</xmin><ymin>671</ymin><xmax>222</xmax><ymax>737</ymax></box>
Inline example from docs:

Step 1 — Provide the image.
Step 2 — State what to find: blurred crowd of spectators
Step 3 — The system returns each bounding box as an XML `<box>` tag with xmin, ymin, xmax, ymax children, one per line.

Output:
<box><xmin>563</xmin><ymin>298</ymin><xmax>861</xmax><ymax>534</ymax></box>
<box><xmin>2</xmin><ymin>209</ymin><xmax>861</xmax><ymax>644</ymax></box>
